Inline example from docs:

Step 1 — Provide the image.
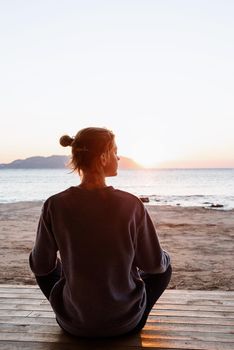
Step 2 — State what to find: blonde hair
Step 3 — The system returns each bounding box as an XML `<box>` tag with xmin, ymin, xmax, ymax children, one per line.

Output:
<box><xmin>60</xmin><ymin>127</ymin><xmax>115</xmax><ymax>173</ymax></box>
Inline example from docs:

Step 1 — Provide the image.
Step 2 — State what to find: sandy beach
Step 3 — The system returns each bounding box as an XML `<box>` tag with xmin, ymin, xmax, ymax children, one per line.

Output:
<box><xmin>0</xmin><ymin>201</ymin><xmax>233</xmax><ymax>290</ymax></box>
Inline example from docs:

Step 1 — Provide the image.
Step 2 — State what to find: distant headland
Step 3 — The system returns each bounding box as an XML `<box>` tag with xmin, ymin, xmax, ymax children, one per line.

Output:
<box><xmin>0</xmin><ymin>155</ymin><xmax>142</xmax><ymax>170</ymax></box>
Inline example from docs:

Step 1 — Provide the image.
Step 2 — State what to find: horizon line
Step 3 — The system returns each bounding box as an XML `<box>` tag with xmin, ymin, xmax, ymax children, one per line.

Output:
<box><xmin>0</xmin><ymin>154</ymin><xmax>234</xmax><ymax>170</ymax></box>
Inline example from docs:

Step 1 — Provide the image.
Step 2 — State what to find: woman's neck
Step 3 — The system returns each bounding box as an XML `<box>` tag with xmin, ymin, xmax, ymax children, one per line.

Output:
<box><xmin>79</xmin><ymin>172</ymin><xmax>107</xmax><ymax>190</ymax></box>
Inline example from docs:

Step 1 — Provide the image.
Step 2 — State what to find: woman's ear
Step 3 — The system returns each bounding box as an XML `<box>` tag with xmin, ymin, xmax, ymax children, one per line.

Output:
<box><xmin>100</xmin><ymin>152</ymin><xmax>107</xmax><ymax>166</ymax></box>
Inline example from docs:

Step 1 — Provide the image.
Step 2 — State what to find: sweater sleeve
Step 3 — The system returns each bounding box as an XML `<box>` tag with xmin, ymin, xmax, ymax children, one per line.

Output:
<box><xmin>29</xmin><ymin>200</ymin><xmax>58</xmax><ymax>276</ymax></box>
<box><xmin>134</xmin><ymin>207</ymin><xmax>170</xmax><ymax>274</ymax></box>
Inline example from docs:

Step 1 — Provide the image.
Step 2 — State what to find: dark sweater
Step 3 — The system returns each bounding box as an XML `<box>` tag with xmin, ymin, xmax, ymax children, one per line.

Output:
<box><xmin>29</xmin><ymin>186</ymin><xmax>170</xmax><ymax>337</ymax></box>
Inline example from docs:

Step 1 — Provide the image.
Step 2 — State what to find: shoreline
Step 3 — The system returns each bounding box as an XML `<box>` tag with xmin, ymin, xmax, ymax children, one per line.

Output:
<box><xmin>0</xmin><ymin>199</ymin><xmax>233</xmax><ymax>211</ymax></box>
<box><xmin>0</xmin><ymin>202</ymin><xmax>233</xmax><ymax>290</ymax></box>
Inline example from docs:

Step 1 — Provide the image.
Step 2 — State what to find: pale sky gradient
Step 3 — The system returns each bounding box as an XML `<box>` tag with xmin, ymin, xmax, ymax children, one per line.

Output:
<box><xmin>1</xmin><ymin>0</ymin><xmax>234</xmax><ymax>167</ymax></box>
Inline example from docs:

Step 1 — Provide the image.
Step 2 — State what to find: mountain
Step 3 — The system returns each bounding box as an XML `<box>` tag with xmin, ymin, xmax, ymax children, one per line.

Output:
<box><xmin>0</xmin><ymin>156</ymin><xmax>68</xmax><ymax>169</ymax></box>
<box><xmin>118</xmin><ymin>156</ymin><xmax>141</xmax><ymax>169</ymax></box>
<box><xmin>0</xmin><ymin>155</ymin><xmax>142</xmax><ymax>170</ymax></box>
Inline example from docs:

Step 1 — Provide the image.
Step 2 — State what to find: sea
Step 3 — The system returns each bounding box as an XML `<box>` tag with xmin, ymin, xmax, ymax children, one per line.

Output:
<box><xmin>0</xmin><ymin>168</ymin><xmax>234</xmax><ymax>210</ymax></box>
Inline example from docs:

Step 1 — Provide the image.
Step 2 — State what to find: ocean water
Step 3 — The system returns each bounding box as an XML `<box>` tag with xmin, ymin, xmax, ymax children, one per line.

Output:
<box><xmin>0</xmin><ymin>168</ymin><xmax>234</xmax><ymax>209</ymax></box>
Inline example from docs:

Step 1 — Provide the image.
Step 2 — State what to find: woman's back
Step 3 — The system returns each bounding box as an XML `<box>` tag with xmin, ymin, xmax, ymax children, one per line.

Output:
<box><xmin>29</xmin><ymin>127</ymin><xmax>171</xmax><ymax>337</ymax></box>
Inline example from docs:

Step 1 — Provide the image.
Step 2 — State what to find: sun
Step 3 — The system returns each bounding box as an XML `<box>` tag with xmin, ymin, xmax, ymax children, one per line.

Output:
<box><xmin>130</xmin><ymin>148</ymin><xmax>170</xmax><ymax>168</ymax></box>
<box><xmin>127</xmin><ymin>137</ymin><xmax>185</xmax><ymax>168</ymax></box>
<box><xmin>132</xmin><ymin>155</ymin><xmax>156</xmax><ymax>168</ymax></box>
<box><xmin>119</xmin><ymin>132</ymin><xmax>184</xmax><ymax>169</ymax></box>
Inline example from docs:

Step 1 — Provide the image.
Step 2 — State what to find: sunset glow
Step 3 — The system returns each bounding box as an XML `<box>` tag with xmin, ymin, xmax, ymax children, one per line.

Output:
<box><xmin>127</xmin><ymin>140</ymin><xmax>177</xmax><ymax>168</ymax></box>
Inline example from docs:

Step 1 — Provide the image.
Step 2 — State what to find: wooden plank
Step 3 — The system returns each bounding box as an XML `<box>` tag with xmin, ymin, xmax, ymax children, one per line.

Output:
<box><xmin>1</xmin><ymin>285</ymin><xmax>234</xmax><ymax>302</ymax></box>
<box><xmin>27</xmin><ymin>311</ymin><xmax>54</xmax><ymax>318</ymax></box>
<box><xmin>0</xmin><ymin>323</ymin><xmax>61</xmax><ymax>333</ymax></box>
<box><xmin>0</xmin><ymin>298</ymin><xmax>45</xmax><ymax>305</ymax></box>
<box><xmin>0</xmin><ymin>317</ymin><xmax>233</xmax><ymax>335</ymax></box>
<box><xmin>1</xmin><ymin>302</ymin><xmax>233</xmax><ymax>313</ymax></box>
<box><xmin>0</xmin><ymin>332</ymin><xmax>234</xmax><ymax>350</ymax></box>
<box><xmin>2</xmin><ymin>297</ymin><xmax>234</xmax><ymax>308</ymax></box>
<box><xmin>160</xmin><ymin>292</ymin><xmax>234</xmax><ymax>298</ymax></box>
<box><xmin>150</xmin><ymin>309</ymin><xmax>234</xmax><ymax>318</ymax></box>
<box><xmin>1</xmin><ymin>321</ymin><xmax>233</xmax><ymax>335</ymax></box>
<box><xmin>1</xmin><ymin>286</ymin><xmax>234</xmax><ymax>298</ymax></box>
<box><xmin>0</xmin><ymin>287</ymin><xmax>40</xmax><ymax>292</ymax></box>
<box><xmin>0</xmin><ymin>293</ymin><xmax>44</xmax><ymax>299</ymax></box>
<box><xmin>0</xmin><ymin>284</ymin><xmax>37</xmax><ymax>289</ymax></box>
<box><xmin>154</xmin><ymin>304</ymin><xmax>234</xmax><ymax>312</ymax></box>
<box><xmin>140</xmin><ymin>329</ymin><xmax>234</xmax><ymax>342</ymax></box>
<box><xmin>0</xmin><ymin>310</ymin><xmax>31</xmax><ymax>317</ymax></box>
<box><xmin>1</xmin><ymin>288</ymin><xmax>234</xmax><ymax>303</ymax></box>
<box><xmin>2</xmin><ymin>296</ymin><xmax>234</xmax><ymax>307</ymax></box>
<box><xmin>144</xmin><ymin>323</ymin><xmax>234</xmax><ymax>334</ymax></box>
<box><xmin>0</xmin><ymin>303</ymin><xmax>51</xmax><ymax>311</ymax></box>
<box><xmin>1</xmin><ymin>285</ymin><xmax>233</xmax><ymax>296</ymax></box>
<box><xmin>1</xmin><ymin>314</ymin><xmax>234</xmax><ymax>328</ymax></box>
<box><xmin>159</xmin><ymin>295</ymin><xmax>234</xmax><ymax>300</ymax></box>
<box><xmin>148</xmin><ymin>315</ymin><xmax>234</xmax><ymax>326</ymax></box>
<box><xmin>0</xmin><ymin>331</ymin><xmax>147</xmax><ymax>345</ymax></box>
<box><xmin>24</xmin><ymin>308</ymin><xmax>234</xmax><ymax>320</ymax></box>
<box><xmin>157</xmin><ymin>298</ymin><xmax>234</xmax><ymax>306</ymax></box>
<box><xmin>0</xmin><ymin>288</ymin><xmax>40</xmax><ymax>293</ymax></box>
<box><xmin>0</xmin><ymin>323</ymin><xmax>233</xmax><ymax>342</ymax></box>
<box><xmin>141</xmin><ymin>339</ymin><xmax>234</xmax><ymax>350</ymax></box>
<box><xmin>0</xmin><ymin>340</ymin><xmax>146</xmax><ymax>350</ymax></box>
<box><xmin>161</xmin><ymin>290</ymin><xmax>234</xmax><ymax>297</ymax></box>
<box><xmin>0</xmin><ymin>316</ymin><xmax>57</xmax><ymax>326</ymax></box>
<box><xmin>159</xmin><ymin>296</ymin><xmax>234</xmax><ymax>303</ymax></box>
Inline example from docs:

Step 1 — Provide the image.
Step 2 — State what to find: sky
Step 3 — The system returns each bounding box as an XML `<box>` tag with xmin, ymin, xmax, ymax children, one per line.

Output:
<box><xmin>0</xmin><ymin>0</ymin><xmax>234</xmax><ymax>168</ymax></box>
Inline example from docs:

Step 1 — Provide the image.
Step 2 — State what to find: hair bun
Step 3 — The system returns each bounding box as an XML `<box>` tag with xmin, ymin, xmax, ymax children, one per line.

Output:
<box><xmin>59</xmin><ymin>135</ymin><xmax>74</xmax><ymax>147</ymax></box>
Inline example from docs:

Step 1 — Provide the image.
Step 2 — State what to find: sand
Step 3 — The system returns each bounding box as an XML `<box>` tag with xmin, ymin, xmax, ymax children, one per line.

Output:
<box><xmin>0</xmin><ymin>201</ymin><xmax>233</xmax><ymax>290</ymax></box>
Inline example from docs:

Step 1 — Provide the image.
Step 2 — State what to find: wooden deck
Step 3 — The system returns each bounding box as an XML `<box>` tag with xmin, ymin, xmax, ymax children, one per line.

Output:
<box><xmin>0</xmin><ymin>285</ymin><xmax>233</xmax><ymax>349</ymax></box>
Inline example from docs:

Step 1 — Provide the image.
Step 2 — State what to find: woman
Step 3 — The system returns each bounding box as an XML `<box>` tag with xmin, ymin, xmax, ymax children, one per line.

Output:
<box><xmin>29</xmin><ymin>127</ymin><xmax>171</xmax><ymax>338</ymax></box>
